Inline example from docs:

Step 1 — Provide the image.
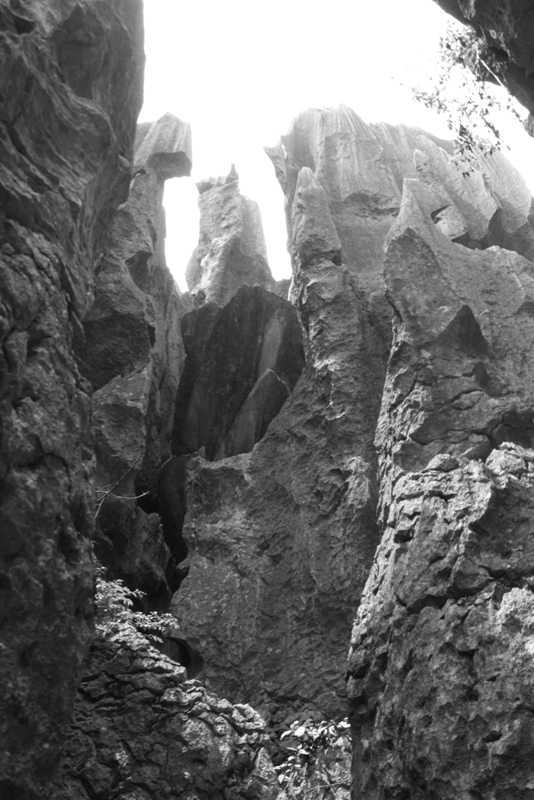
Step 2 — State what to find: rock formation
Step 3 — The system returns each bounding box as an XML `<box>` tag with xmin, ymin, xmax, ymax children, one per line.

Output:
<box><xmin>171</xmin><ymin>285</ymin><xmax>305</xmax><ymax>461</ymax></box>
<box><xmin>0</xmin><ymin>1</ymin><xmax>144</xmax><ymax>796</ymax></box>
<box><xmin>76</xmin><ymin>112</ymin><xmax>193</xmax><ymax>606</ymax></box>
<box><xmin>55</xmin><ymin>628</ymin><xmax>280</xmax><ymax>800</ymax></box>
<box><xmin>348</xmin><ymin>168</ymin><xmax>534</xmax><ymax>797</ymax></box>
<box><xmin>3</xmin><ymin>0</ymin><xmax>534</xmax><ymax>793</ymax></box>
<box><xmin>186</xmin><ymin>166</ymin><xmax>276</xmax><ymax>305</ymax></box>
<box><xmin>52</xmin><ymin>155</ymin><xmax>301</xmax><ymax>800</ymax></box>
<box><xmin>171</xmin><ymin>105</ymin><xmax>534</xmax><ymax>737</ymax></box>
<box><xmin>172</xmin><ymin>110</ymin><xmax>391</xmax><ymax>725</ymax></box>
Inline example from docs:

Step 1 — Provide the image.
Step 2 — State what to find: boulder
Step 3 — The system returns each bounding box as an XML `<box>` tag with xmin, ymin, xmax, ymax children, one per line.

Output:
<box><xmin>0</xmin><ymin>1</ymin><xmax>144</xmax><ymax>796</ymax></box>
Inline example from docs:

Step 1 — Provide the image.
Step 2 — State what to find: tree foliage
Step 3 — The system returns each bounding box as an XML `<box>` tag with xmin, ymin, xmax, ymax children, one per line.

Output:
<box><xmin>275</xmin><ymin>717</ymin><xmax>351</xmax><ymax>799</ymax></box>
<box><xmin>95</xmin><ymin>564</ymin><xmax>176</xmax><ymax>645</ymax></box>
<box><xmin>412</xmin><ymin>20</ymin><xmax>525</xmax><ymax>169</ymax></box>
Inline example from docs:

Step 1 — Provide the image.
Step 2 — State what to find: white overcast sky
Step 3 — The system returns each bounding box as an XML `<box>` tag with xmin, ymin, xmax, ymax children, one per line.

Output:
<box><xmin>139</xmin><ymin>0</ymin><xmax>534</xmax><ymax>290</ymax></box>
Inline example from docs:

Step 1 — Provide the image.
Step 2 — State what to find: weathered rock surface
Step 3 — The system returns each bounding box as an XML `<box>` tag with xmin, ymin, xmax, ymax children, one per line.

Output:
<box><xmin>172</xmin><ymin>106</ymin><xmax>534</xmax><ymax>730</ymax></box>
<box><xmin>171</xmin><ymin>285</ymin><xmax>305</xmax><ymax>461</ymax></box>
<box><xmin>54</xmin><ymin>629</ymin><xmax>280</xmax><ymax>800</ymax></box>
<box><xmin>433</xmin><ymin>0</ymin><xmax>534</xmax><ymax>123</ymax></box>
<box><xmin>348</xmin><ymin>170</ymin><xmax>534</xmax><ymax>797</ymax></box>
<box><xmin>267</xmin><ymin>105</ymin><xmax>534</xmax><ymax>274</ymax></box>
<box><xmin>76</xmin><ymin>113</ymin><xmax>192</xmax><ymax>604</ymax></box>
<box><xmin>0</xmin><ymin>1</ymin><xmax>144</xmax><ymax>796</ymax></box>
<box><xmin>186</xmin><ymin>166</ymin><xmax>275</xmax><ymax>306</ymax></box>
<box><xmin>171</xmin><ymin>159</ymin><xmax>386</xmax><ymax>725</ymax></box>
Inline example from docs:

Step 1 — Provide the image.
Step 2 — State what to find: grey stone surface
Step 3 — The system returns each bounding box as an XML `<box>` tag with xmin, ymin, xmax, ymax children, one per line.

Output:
<box><xmin>186</xmin><ymin>166</ymin><xmax>275</xmax><ymax>306</ymax></box>
<box><xmin>0</xmin><ymin>1</ymin><xmax>144</xmax><ymax>796</ymax></box>
<box><xmin>54</xmin><ymin>628</ymin><xmax>280</xmax><ymax>800</ymax></box>
<box><xmin>171</xmin><ymin>285</ymin><xmax>304</xmax><ymax>462</ymax></box>
<box><xmin>77</xmin><ymin>113</ymin><xmax>192</xmax><ymax>603</ymax></box>
<box><xmin>348</xmin><ymin>166</ymin><xmax>534</xmax><ymax>798</ymax></box>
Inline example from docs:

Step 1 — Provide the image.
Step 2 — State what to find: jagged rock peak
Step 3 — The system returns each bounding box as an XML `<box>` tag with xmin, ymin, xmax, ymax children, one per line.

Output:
<box><xmin>172</xmin><ymin>108</ymin><xmax>389</xmax><ymax>726</ymax></box>
<box><xmin>134</xmin><ymin>112</ymin><xmax>192</xmax><ymax>179</ymax></box>
<box><xmin>186</xmin><ymin>165</ymin><xmax>275</xmax><ymax>306</ymax></box>
<box><xmin>267</xmin><ymin>104</ymin><xmax>534</xmax><ymax>262</ymax></box>
<box><xmin>197</xmin><ymin>161</ymin><xmax>239</xmax><ymax>194</ymax></box>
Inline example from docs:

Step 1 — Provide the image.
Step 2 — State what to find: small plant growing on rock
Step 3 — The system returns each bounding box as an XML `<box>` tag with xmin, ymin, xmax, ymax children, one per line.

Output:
<box><xmin>275</xmin><ymin>717</ymin><xmax>351</xmax><ymax>799</ymax></box>
<box><xmin>411</xmin><ymin>20</ymin><xmax>525</xmax><ymax>171</ymax></box>
<box><xmin>95</xmin><ymin>564</ymin><xmax>176</xmax><ymax>645</ymax></box>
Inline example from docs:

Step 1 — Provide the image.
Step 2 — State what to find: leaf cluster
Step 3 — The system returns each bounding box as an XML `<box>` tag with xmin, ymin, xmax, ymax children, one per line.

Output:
<box><xmin>274</xmin><ymin>718</ymin><xmax>351</xmax><ymax>798</ymax></box>
<box><xmin>412</xmin><ymin>20</ymin><xmax>524</xmax><ymax>172</ymax></box>
<box><xmin>95</xmin><ymin>564</ymin><xmax>176</xmax><ymax>645</ymax></box>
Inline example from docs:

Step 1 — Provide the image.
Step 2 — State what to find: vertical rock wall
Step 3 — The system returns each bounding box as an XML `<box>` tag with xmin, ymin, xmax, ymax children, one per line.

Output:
<box><xmin>348</xmin><ymin>163</ymin><xmax>534</xmax><ymax>795</ymax></box>
<box><xmin>173</xmin><ymin>104</ymin><xmax>534</xmax><ymax>768</ymax></box>
<box><xmin>171</xmin><ymin>109</ymin><xmax>395</xmax><ymax>724</ymax></box>
<box><xmin>0</xmin><ymin>1</ymin><xmax>144</xmax><ymax>797</ymax></box>
<box><xmin>171</xmin><ymin>284</ymin><xmax>305</xmax><ymax>461</ymax></box>
<box><xmin>76</xmin><ymin>113</ymin><xmax>193</xmax><ymax>605</ymax></box>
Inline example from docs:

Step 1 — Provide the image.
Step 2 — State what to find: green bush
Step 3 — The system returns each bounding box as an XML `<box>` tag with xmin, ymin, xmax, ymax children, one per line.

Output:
<box><xmin>411</xmin><ymin>20</ymin><xmax>524</xmax><ymax>171</ymax></box>
<box><xmin>275</xmin><ymin>717</ymin><xmax>351</xmax><ymax>799</ymax></box>
<box><xmin>95</xmin><ymin>564</ymin><xmax>176</xmax><ymax>645</ymax></box>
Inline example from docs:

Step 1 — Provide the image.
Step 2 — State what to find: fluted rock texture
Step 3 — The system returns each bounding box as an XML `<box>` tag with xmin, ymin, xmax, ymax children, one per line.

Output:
<box><xmin>172</xmin><ymin>285</ymin><xmax>304</xmax><ymax>461</ymax></box>
<box><xmin>186</xmin><ymin>167</ymin><xmax>276</xmax><ymax>306</ymax></box>
<box><xmin>347</xmin><ymin>139</ymin><xmax>534</xmax><ymax>794</ymax></box>
<box><xmin>76</xmin><ymin>112</ymin><xmax>192</xmax><ymax>605</ymax></box>
<box><xmin>433</xmin><ymin>0</ymin><xmax>534</xmax><ymax>123</ymax></box>
<box><xmin>54</xmin><ymin>629</ymin><xmax>279</xmax><ymax>800</ymax></box>
<box><xmin>0</xmin><ymin>1</ymin><xmax>144</xmax><ymax>796</ymax></box>
<box><xmin>173</xmin><ymin>103</ymin><xmax>534</xmax><ymax>768</ymax></box>
<box><xmin>172</xmin><ymin>109</ymin><xmax>394</xmax><ymax>725</ymax></box>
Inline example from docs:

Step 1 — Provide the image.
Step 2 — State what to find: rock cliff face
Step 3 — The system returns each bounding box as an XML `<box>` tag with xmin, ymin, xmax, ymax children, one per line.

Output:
<box><xmin>52</xmin><ymin>155</ymin><xmax>296</xmax><ymax>799</ymax></box>
<box><xmin>171</xmin><ymin>285</ymin><xmax>304</xmax><ymax>461</ymax></box>
<box><xmin>347</xmin><ymin>141</ymin><xmax>534</xmax><ymax>794</ymax></box>
<box><xmin>172</xmin><ymin>109</ymin><xmax>393</xmax><ymax>724</ymax></box>
<box><xmin>55</xmin><ymin>628</ymin><xmax>279</xmax><ymax>800</ymax></box>
<box><xmin>0</xmin><ymin>1</ymin><xmax>144</xmax><ymax>797</ymax></box>
<box><xmin>432</xmin><ymin>0</ymin><xmax>534</xmax><ymax>123</ymax></box>
<box><xmin>76</xmin><ymin>112</ymin><xmax>192</xmax><ymax>606</ymax></box>
<box><xmin>4</xmin><ymin>2</ymin><xmax>534</xmax><ymax>793</ymax></box>
<box><xmin>171</xmin><ymin>106</ymin><xmax>534</xmax><ymax>739</ymax></box>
